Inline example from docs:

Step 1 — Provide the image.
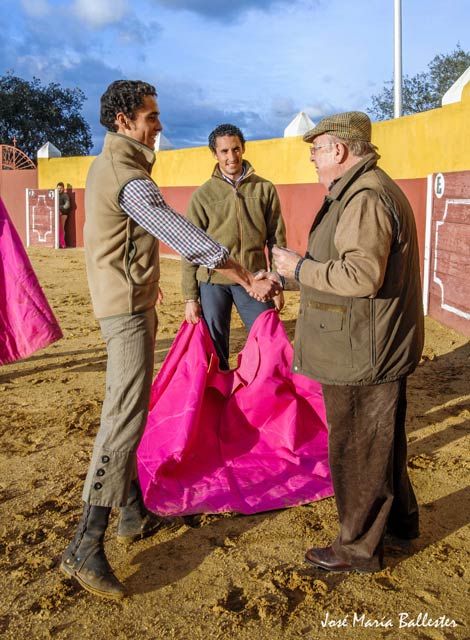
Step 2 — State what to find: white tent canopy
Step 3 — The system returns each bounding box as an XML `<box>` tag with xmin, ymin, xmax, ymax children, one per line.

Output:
<box><xmin>154</xmin><ymin>132</ymin><xmax>174</xmax><ymax>151</ymax></box>
<box><xmin>442</xmin><ymin>66</ymin><xmax>470</xmax><ymax>106</ymax></box>
<box><xmin>37</xmin><ymin>141</ymin><xmax>61</xmax><ymax>158</ymax></box>
<box><xmin>284</xmin><ymin>111</ymin><xmax>315</xmax><ymax>138</ymax></box>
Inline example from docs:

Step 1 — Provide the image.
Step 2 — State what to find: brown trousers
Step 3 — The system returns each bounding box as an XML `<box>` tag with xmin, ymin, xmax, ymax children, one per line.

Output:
<box><xmin>322</xmin><ymin>378</ymin><xmax>419</xmax><ymax>572</ymax></box>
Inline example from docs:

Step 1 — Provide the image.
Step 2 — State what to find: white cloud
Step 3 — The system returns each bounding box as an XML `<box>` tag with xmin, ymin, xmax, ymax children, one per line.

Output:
<box><xmin>271</xmin><ymin>97</ymin><xmax>297</xmax><ymax>119</ymax></box>
<box><xmin>21</xmin><ymin>0</ymin><xmax>51</xmax><ymax>17</ymax></box>
<box><xmin>73</xmin><ymin>0</ymin><xmax>128</xmax><ymax>29</ymax></box>
<box><xmin>149</xmin><ymin>0</ymin><xmax>295</xmax><ymax>21</ymax></box>
<box><xmin>303</xmin><ymin>102</ymin><xmax>338</xmax><ymax>121</ymax></box>
<box><xmin>5</xmin><ymin>0</ymin><xmax>470</xmax><ymax>152</ymax></box>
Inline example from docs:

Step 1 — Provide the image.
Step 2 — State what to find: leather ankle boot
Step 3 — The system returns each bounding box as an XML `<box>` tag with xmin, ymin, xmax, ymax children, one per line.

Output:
<box><xmin>61</xmin><ymin>503</ymin><xmax>125</xmax><ymax>599</ymax></box>
<box><xmin>117</xmin><ymin>479</ymin><xmax>179</xmax><ymax>544</ymax></box>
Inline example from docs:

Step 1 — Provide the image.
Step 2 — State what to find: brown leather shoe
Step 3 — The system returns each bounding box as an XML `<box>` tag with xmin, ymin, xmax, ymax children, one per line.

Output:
<box><xmin>305</xmin><ymin>546</ymin><xmax>375</xmax><ymax>574</ymax></box>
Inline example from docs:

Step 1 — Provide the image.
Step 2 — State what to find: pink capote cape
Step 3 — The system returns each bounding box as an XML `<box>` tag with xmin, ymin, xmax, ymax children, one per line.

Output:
<box><xmin>138</xmin><ymin>309</ymin><xmax>332</xmax><ymax>516</ymax></box>
<box><xmin>0</xmin><ymin>196</ymin><xmax>62</xmax><ymax>365</ymax></box>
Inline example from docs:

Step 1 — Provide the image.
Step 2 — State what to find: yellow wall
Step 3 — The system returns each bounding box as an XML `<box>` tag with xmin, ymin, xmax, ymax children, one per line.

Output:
<box><xmin>38</xmin><ymin>88</ymin><xmax>470</xmax><ymax>188</ymax></box>
<box><xmin>372</xmin><ymin>93</ymin><xmax>470</xmax><ymax>179</ymax></box>
<box><xmin>38</xmin><ymin>155</ymin><xmax>94</xmax><ymax>190</ymax></box>
<box><xmin>152</xmin><ymin>137</ymin><xmax>316</xmax><ymax>187</ymax></box>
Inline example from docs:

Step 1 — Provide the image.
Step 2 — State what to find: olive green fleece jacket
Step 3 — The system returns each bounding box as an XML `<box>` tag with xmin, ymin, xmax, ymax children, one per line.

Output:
<box><xmin>181</xmin><ymin>161</ymin><xmax>286</xmax><ymax>300</ymax></box>
<box><xmin>293</xmin><ymin>153</ymin><xmax>424</xmax><ymax>385</ymax></box>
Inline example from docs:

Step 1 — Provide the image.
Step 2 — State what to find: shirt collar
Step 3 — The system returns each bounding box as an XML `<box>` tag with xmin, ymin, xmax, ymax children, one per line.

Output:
<box><xmin>220</xmin><ymin>163</ymin><xmax>247</xmax><ymax>187</ymax></box>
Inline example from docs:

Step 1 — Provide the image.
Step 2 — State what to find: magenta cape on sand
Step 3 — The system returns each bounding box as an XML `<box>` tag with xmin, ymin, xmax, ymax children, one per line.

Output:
<box><xmin>138</xmin><ymin>309</ymin><xmax>333</xmax><ymax>516</ymax></box>
<box><xmin>0</xmin><ymin>196</ymin><xmax>62</xmax><ymax>365</ymax></box>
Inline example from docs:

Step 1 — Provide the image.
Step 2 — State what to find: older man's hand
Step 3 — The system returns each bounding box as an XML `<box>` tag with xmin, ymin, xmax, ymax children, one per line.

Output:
<box><xmin>272</xmin><ymin>246</ymin><xmax>303</xmax><ymax>281</ymax></box>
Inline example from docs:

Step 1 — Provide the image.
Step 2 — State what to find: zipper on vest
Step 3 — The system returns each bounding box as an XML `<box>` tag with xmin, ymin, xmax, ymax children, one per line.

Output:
<box><xmin>370</xmin><ymin>298</ymin><xmax>376</xmax><ymax>367</ymax></box>
<box><xmin>125</xmin><ymin>238</ymin><xmax>137</xmax><ymax>276</ymax></box>
<box><xmin>234</xmin><ymin>187</ymin><xmax>243</xmax><ymax>264</ymax></box>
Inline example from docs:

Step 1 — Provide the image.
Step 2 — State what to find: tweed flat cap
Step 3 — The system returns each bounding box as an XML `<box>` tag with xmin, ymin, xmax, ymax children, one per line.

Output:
<box><xmin>303</xmin><ymin>111</ymin><xmax>371</xmax><ymax>143</ymax></box>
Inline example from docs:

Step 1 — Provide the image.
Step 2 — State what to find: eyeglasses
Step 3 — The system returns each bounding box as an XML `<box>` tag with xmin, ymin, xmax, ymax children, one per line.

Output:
<box><xmin>310</xmin><ymin>143</ymin><xmax>334</xmax><ymax>155</ymax></box>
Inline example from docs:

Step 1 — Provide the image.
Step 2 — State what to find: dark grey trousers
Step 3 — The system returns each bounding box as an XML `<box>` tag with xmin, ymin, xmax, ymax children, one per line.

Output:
<box><xmin>200</xmin><ymin>282</ymin><xmax>274</xmax><ymax>370</ymax></box>
<box><xmin>322</xmin><ymin>378</ymin><xmax>419</xmax><ymax>572</ymax></box>
<box><xmin>82</xmin><ymin>309</ymin><xmax>157</xmax><ymax>507</ymax></box>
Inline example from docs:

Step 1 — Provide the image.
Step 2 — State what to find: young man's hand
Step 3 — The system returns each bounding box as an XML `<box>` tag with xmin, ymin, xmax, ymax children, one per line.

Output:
<box><xmin>185</xmin><ymin>300</ymin><xmax>202</xmax><ymax>323</ymax></box>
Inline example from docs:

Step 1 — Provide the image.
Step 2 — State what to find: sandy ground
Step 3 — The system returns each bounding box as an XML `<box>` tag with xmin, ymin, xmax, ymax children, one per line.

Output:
<box><xmin>0</xmin><ymin>247</ymin><xmax>469</xmax><ymax>640</ymax></box>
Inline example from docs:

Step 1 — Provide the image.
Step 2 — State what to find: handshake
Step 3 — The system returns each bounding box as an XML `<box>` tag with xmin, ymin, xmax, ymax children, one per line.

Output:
<box><xmin>247</xmin><ymin>245</ymin><xmax>303</xmax><ymax>307</ymax></box>
<box><xmin>185</xmin><ymin>247</ymin><xmax>302</xmax><ymax>324</ymax></box>
<box><xmin>248</xmin><ymin>270</ymin><xmax>283</xmax><ymax>303</ymax></box>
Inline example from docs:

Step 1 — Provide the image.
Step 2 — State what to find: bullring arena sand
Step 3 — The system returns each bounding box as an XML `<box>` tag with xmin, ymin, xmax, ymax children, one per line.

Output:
<box><xmin>0</xmin><ymin>247</ymin><xmax>468</xmax><ymax>640</ymax></box>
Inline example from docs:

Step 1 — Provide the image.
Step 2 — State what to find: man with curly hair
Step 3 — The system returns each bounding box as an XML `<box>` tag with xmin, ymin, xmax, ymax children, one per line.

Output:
<box><xmin>60</xmin><ymin>80</ymin><xmax>279</xmax><ymax>599</ymax></box>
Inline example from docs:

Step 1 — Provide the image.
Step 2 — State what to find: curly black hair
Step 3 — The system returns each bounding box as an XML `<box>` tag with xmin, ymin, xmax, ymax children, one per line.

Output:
<box><xmin>208</xmin><ymin>123</ymin><xmax>245</xmax><ymax>153</ymax></box>
<box><xmin>100</xmin><ymin>80</ymin><xmax>157</xmax><ymax>132</ymax></box>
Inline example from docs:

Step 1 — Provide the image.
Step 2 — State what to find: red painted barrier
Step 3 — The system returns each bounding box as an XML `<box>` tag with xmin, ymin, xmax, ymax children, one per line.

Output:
<box><xmin>26</xmin><ymin>189</ymin><xmax>58</xmax><ymax>248</ymax></box>
<box><xmin>3</xmin><ymin>167</ymin><xmax>470</xmax><ymax>337</ymax></box>
<box><xmin>427</xmin><ymin>172</ymin><xmax>470</xmax><ymax>336</ymax></box>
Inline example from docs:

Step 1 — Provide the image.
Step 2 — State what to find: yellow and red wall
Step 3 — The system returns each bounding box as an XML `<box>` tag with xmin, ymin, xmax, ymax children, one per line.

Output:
<box><xmin>36</xmin><ymin>91</ymin><xmax>470</xmax><ymax>257</ymax></box>
<box><xmin>2</xmin><ymin>88</ymin><xmax>469</xmax><ymax>335</ymax></box>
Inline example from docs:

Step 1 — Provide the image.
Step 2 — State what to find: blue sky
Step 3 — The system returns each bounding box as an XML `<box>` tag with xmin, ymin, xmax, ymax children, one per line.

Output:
<box><xmin>1</xmin><ymin>0</ymin><xmax>469</xmax><ymax>153</ymax></box>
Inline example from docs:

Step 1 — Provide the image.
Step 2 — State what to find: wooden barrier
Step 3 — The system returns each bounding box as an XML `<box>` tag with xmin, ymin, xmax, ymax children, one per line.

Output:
<box><xmin>26</xmin><ymin>188</ymin><xmax>58</xmax><ymax>248</ymax></box>
<box><xmin>425</xmin><ymin>171</ymin><xmax>470</xmax><ymax>336</ymax></box>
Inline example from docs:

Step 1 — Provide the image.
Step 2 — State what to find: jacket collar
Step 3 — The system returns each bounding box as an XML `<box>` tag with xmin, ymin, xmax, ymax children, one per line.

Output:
<box><xmin>328</xmin><ymin>152</ymin><xmax>379</xmax><ymax>201</ymax></box>
<box><xmin>103</xmin><ymin>132</ymin><xmax>156</xmax><ymax>173</ymax></box>
<box><xmin>212</xmin><ymin>159</ymin><xmax>255</xmax><ymax>183</ymax></box>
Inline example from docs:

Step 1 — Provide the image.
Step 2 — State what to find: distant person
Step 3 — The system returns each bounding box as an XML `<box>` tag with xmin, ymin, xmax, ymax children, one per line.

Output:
<box><xmin>60</xmin><ymin>80</ymin><xmax>279</xmax><ymax>600</ymax></box>
<box><xmin>272</xmin><ymin>111</ymin><xmax>424</xmax><ymax>573</ymax></box>
<box><xmin>57</xmin><ymin>182</ymin><xmax>70</xmax><ymax>248</ymax></box>
<box><xmin>182</xmin><ymin>123</ymin><xmax>286</xmax><ymax>369</ymax></box>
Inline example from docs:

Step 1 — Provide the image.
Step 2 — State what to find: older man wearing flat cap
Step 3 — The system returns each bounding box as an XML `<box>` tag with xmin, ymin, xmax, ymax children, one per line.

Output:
<box><xmin>272</xmin><ymin>111</ymin><xmax>424</xmax><ymax>573</ymax></box>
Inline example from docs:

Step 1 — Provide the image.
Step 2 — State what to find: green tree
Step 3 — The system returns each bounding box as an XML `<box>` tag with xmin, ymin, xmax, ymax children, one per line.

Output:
<box><xmin>368</xmin><ymin>45</ymin><xmax>470</xmax><ymax>120</ymax></box>
<box><xmin>0</xmin><ymin>71</ymin><xmax>92</xmax><ymax>160</ymax></box>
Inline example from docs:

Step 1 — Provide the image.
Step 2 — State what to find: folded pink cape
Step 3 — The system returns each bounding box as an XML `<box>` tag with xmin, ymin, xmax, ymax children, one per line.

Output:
<box><xmin>0</xmin><ymin>196</ymin><xmax>62</xmax><ymax>365</ymax></box>
<box><xmin>138</xmin><ymin>309</ymin><xmax>332</xmax><ymax>516</ymax></box>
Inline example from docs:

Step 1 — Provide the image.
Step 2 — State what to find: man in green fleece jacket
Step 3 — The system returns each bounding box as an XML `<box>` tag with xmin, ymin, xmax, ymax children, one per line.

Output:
<box><xmin>182</xmin><ymin>123</ymin><xmax>286</xmax><ymax>369</ymax></box>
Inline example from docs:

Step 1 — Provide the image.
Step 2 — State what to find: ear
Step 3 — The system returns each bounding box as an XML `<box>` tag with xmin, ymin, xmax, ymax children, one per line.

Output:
<box><xmin>334</xmin><ymin>141</ymin><xmax>348</xmax><ymax>164</ymax></box>
<box><xmin>115</xmin><ymin>111</ymin><xmax>129</xmax><ymax>132</ymax></box>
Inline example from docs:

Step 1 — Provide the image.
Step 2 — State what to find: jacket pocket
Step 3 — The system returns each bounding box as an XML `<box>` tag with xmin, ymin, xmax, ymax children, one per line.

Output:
<box><xmin>307</xmin><ymin>300</ymin><xmax>345</xmax><ymax>332</ymax></box>
<box><xmin>125</xmin><ymin>237</ymin><xmax>159</xmax><ymax>286</ymax></box>
<box><xmin>124</xmin><ymin>238</ymin><xmax>137</xmax><ymax>279</ymax></box>
<box><xmin>298</xmin><ymin>301</ymin><xmax>353</xmax><ymax>369</ymax></box>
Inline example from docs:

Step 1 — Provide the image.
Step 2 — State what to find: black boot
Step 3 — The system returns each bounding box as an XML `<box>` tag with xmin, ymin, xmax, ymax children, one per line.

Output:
<box><xmin>117</xmin><ymin>479</ymin><xmax>180</xmax><ymax>544</ymax></box>
<box><xmin>61</xmin><ymin>503</ymin><xmax>125</xmax><ymax>599</ymax></box>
